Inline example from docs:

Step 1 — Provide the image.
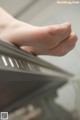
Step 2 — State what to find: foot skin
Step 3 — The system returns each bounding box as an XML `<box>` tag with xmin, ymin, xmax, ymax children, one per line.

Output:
<box><xmin>0</xmin><ymin>8</ymin><xmax>78</xmax><ymax>56</ymax></box>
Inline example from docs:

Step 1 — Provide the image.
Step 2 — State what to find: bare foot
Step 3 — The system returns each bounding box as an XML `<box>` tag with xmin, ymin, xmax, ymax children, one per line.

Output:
<box><xmin>0</xmin><ymin>8</ymin><xmax>78</xmax><ymax>56</ymax></box>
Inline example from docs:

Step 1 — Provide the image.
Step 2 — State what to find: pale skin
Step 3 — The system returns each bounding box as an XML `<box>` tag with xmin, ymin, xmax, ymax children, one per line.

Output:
<box><xmin>0</xmin><ymin>7</ymin><xmax>78</xmax><ymax>56</ymax></box>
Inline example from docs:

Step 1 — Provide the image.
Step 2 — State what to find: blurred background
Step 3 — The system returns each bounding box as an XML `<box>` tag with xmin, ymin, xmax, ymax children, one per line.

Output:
<box><xmin>0</xmin><ymin>0</ymin><xmax>80</xmax><ymax>75</ymax></box>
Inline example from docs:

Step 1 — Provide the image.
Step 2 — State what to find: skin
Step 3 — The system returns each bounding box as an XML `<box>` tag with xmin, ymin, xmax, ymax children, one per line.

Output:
<box><xmin>0</xmin><ymin>7</ymin><xmax>78</xmax><ymax>56</ymax></box>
